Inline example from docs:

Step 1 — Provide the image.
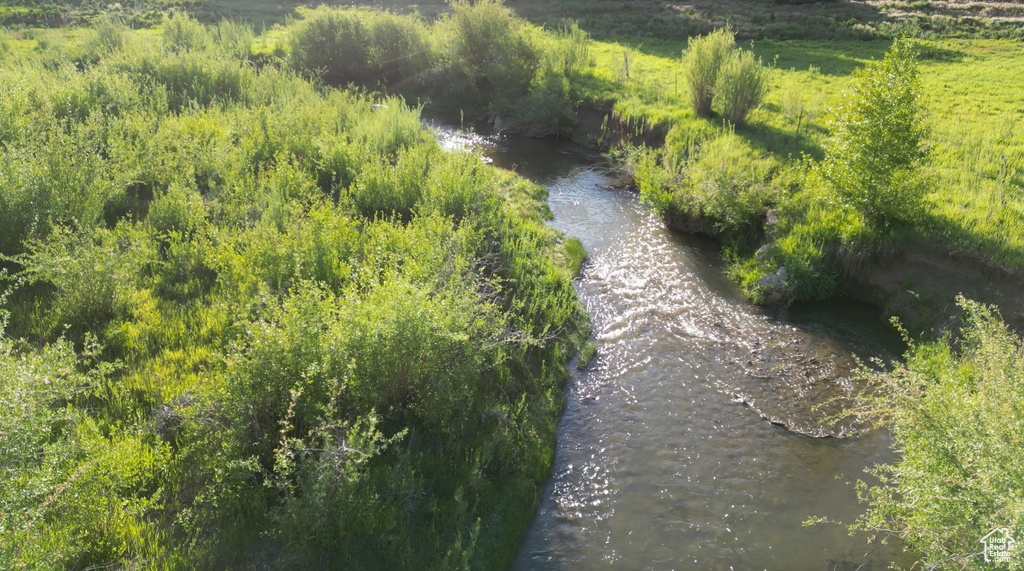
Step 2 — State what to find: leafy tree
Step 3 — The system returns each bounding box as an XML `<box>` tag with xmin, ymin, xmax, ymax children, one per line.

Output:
<box><xmin>820</xmin><ymin>37</ymin><xmax>928</xmax><ymax>228</ymax></box>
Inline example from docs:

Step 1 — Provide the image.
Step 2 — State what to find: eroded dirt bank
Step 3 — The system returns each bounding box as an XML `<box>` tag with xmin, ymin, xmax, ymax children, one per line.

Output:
<box><xmin>842</xmin><ymin>241</ymin><xmax>1024</xmax><ymax>335</ymax></box>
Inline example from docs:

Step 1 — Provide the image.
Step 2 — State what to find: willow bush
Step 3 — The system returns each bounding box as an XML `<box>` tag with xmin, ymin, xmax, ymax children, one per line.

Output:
<box><xmin>288</xmin><ymin>7</ymin><xmax>431</xmax><ymax>91</ymax></box>
<box><xmin>635</xmin><ymin>129</ymin><xmax>780</xmax><ymax>243</ymax></box>
<box><xmin>855</xmin><ymin>298</ymin><xmax>1024</xmax><ymax>570</ymax></box>
<box><xmin>682</xmin><ymin>28</ymin><xmax>769</xmax><ymax>126</ymax></box>
<box><xmin>0</xmin><ymin>11</ymin><xmax>588</xmax><ymax>570</ymax></box>
<box><xmin>683</xmin><ymin>27</ymin><xmax>734</xmax><ymax>117</ymax></box>
<box><xmin>285</xmin><ymin>2</ymin><xmax>583</xmax><ymax>136</ymax></box>
<box><xmin>715</xmin><ymin>48</ymin><xmax>771</xmax><ymax>127</ymax></box>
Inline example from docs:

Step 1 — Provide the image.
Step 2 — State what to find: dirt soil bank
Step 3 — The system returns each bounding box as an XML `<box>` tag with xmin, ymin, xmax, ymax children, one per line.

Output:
<box><xmin>841</xmin><ymin>241</ymin><xmax>1024</xmax><ymax>335</ymax></box>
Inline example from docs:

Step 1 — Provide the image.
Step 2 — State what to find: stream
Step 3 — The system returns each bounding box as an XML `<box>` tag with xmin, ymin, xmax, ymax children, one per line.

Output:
<box><xmin>434</xmin><ymin>123</ymin><xmax>914</xmax><ymax>570</ymax></box>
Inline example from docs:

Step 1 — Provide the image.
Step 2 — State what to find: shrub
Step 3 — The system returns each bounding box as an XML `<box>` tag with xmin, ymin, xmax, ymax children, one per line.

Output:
<box><xmin>510</xmin><ymin>70</ymin><xmax>574</xmax><ymax>136</ymax></box>
<box><xmin>0</xmin><ymin>130</ymin><xmax>117</xmax><ymax>257</ymax></box>
<box><xmin>215</xmin><ymin>20</ymin><xmax>254</xmax><ymax>60</ymax></box>
<box><xmin>551</xmin><ymin>20</ymin><xmax>591</xmax><ymax>78</ymax></box>
<box><xmin>350</xmin><ymin>143</ymin><xmax>433</xmax><ymax>222</ymax></box>
<box><xmin>86</xmin><ymin>13</ymin><xmax>127</xmax><ymax>57</ymax></box>
<box><xmin>715</xmin><ymin>48</ymin><xmax>770</xmax><ymax>127</ymax></box>
<box><xmin>365</xmin><ymin>10</ymin><xmax>431</xmax><ymax>89</ymax></box>
<box><xmin>854</xmin><ymin>297</ymin><xmax>1024</xmax><ymax>569</ymax></box>
<box><xmin>289</xmin><ymin>8</ymin><xmax>431</xmax><ymax>90</ymax></box>
<box><xmin>162</xmin><ymin>10</ymin><xmax>210</xmax><ymax>53</ymax></box>
<box><xmin>636</xmin><ymin>132</ymin><xmax>778</xmax><ymax>241</ymax></box>
<box><xmin>289</xmin><ymin>8</ymin><xmax>371</xmax><ymax>86</ymax></box>
<box><xmin>683</xmin><ymin>27</ymin><xmax>735</xmax><ymax>116</ymax></box>
<box><xmin>16</xmin><ymin>227</ymin><xmax>150</xmax><ymax>342</ymax></box>
<box><xmin>446</xmin><ymin>0</ymin><xmax>540</xmax><ymax>111</ymax></box>
<box><xmin>122</xmin><ymin>51</ymin><xmax>253</xmax><ymax>112</ymax></box>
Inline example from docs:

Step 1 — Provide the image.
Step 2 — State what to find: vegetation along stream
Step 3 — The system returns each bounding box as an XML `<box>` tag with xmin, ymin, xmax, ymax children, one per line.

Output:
<box><xmin>435</xmin><ymin>123</ymin><xmax>914</xmax><ymax>570</ymax></box>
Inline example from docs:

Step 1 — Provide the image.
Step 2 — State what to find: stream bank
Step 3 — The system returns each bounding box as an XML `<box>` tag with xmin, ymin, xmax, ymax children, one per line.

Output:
<box><xmin>432</xmin><ymin>122</ymin><xmax>916</xmax><ymax>569</ymax></box>
<box><xmin>548</xmin><ymin>101</ymin><xmax>1024</xmax><ymax>337</ymax></box>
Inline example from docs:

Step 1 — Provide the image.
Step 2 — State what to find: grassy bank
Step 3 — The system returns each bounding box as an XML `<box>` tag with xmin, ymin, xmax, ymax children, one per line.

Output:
<box><xmin>576</xmin><ymin>32</ymin><xmax>1023</xmax><ymax>312</ymax></box>
<box><xmin>0</xmin><ymin>12</ymin><xmax>588</xmax><ymax>569</ymax></box>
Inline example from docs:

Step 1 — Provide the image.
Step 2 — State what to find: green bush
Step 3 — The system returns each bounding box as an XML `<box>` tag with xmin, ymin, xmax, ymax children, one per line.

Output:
<box><xmin>854</xmin><ymin>298</ymin><xmax>1024</xmax><ymax>570</ymax></box>
<box><xmin>289</xmin><ymin>8</ymin><xmax>371</xmax><ymax>86</ymax></box>
<box><xmin>683</xmin><ymin>27</ymin><xmax>734</xmax><ymax>117</ymax></box>
<box><xmin>715</xmin><ymin>48</ymin><xmax>770</xmax><ymax>127</ymax></box>
<box><xmin>214</xmin><ymin>20</ymin><xmax>253</xmax><ymax>60</ymax></box>
<box><xmin>364</xmin><ymin>10</ymin><xmax>432</xmax><ymax>89</ymax></box>
<box><xmin>119</xmin><ymin>51</ymin><xmax>253</xmax><ymax>112</ymax></box>
<box><xmin>446</xmin><ymin>0</ymin><xmax>540</xmax><ymax>112</ymax></box>
<box><xmin>510</xmin><ymin>71</ymin><xmax>574</xmax><ymax>136</ymax></box>
<box><xmin>85</xmin><ymin>13</ymin><xmax>126</xmax><ymax>58</ymax></box>
<box><xmin>551</xmin><ymin>20</ymin><xmax>591</xmax><ymax>78</ymax></box>
<box><xmin>636</xmin><ymin>131</ymin><xmax>779</xmax><ymax>241</ymax></box>
<box><xmin>350</xmin><ymin>143</ymin><xmax>433</xmax><ymax>222</ymax></box>
<box><xmin>289</xmin><ymin>8</ymin><xmax>432</xmax><ymax>90</ymax></box>
<box><xmin>162</xmin><ymin>10</ymin><xmax>210</xmax><ymax>53</ymax></box>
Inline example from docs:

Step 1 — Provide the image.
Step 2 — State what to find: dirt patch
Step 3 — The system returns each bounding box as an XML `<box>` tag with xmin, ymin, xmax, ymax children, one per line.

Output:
<box><xmin>841</xmin><ymin>241</ymin><xmax>1024</xmax><ymax>335</ymax></box>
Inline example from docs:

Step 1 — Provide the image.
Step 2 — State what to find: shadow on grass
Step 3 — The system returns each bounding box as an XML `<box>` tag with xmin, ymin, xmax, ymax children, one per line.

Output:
<box><xmin>754</xmin><ymin>40</ymin><xmax>891</xmax><ymax>76</ymax></box>
<box><xmin>922</xmin><ymin>207</ymin><xmax>1024</xmax><ymax>275</ymax></box>
<box><xmin>504</xmin><ymin>0</ymin><xmax>893</xmax><ymax>43</ymax></box>
<box><xmin>195</xmin><ymin>0</ymin><xmax>299</xmax><ymax>26</ymax></box>
<box><xmin>737</xmin><ymin>120</ymin><xmax>825</xmax><ymax>161</ymax></box>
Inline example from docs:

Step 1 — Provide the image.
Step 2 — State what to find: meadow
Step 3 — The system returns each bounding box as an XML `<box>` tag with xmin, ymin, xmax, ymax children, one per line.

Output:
<box><xmin>576</xmin><ymin>33</ymin><xmax>1024</xmax><ymax>302</ymax></box>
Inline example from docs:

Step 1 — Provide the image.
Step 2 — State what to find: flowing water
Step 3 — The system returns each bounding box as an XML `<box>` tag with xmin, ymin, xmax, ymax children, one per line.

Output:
<box><xmin>434</xmin><ymin>123</ymin><xmax>913</xmax><ymax>570</ymax></box>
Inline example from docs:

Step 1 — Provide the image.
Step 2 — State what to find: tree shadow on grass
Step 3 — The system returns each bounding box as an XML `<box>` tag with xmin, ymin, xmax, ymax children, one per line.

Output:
<box><xmin>506</xmin><ymin>0</ymin><xmax>892</xmax><ymax>44</ymax></box>
<box><xmin>727</xmin><ymin>119</ymin><xmax>824</xmax><ymax>162</ymax></box>
<box><xmin>753</xmin><ymin>40</ymin><xmax>892</xmax><ymax>76</ymax></box>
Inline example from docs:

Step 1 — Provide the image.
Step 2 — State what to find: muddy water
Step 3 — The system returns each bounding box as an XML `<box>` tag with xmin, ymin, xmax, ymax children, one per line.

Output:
<box><xmin>435</xmin><ymin>125</ymin><xmax>913</xmax><ymax>570</ymax></box>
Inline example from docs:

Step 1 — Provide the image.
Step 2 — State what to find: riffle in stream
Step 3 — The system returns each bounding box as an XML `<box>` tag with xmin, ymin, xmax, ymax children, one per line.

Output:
<box><xmin>434</xmin><ymin>123</ymin><xmax>914</xmax><ymax>570</ymax></box>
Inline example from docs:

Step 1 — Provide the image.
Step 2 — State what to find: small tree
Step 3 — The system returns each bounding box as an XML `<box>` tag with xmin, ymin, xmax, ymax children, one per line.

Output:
<box><xmin>820</xmin><ymin>37</ymin><xmax>927</xmax><ymax>227</ymax></box>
